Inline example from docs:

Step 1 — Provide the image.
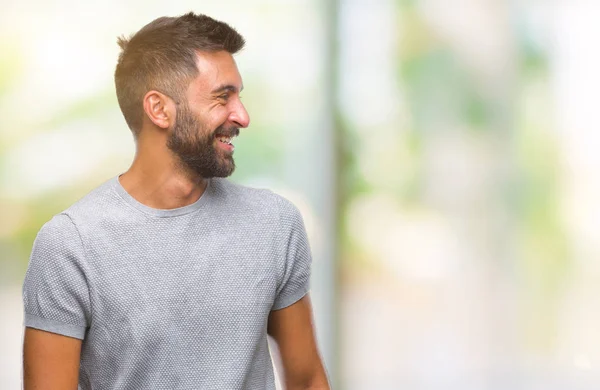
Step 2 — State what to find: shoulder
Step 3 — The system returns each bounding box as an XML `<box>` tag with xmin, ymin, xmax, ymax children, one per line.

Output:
<box><xmin>211</xmin><ymin>179</ymin><xmax>303</xmax><ymax>230</ymax></box>
<box><xmin>62</xmin><ymin>177</ymin><xmax>120</xmax><ymax>217</ymax></box>
<box><xmin>209</xmin><ymin>179</ymin><xmax>305</xmax><ymax>227</ymax></box>
<box><xmin>35</xmin><ymin>213</ymin><xmax>80</xmax><ymax>246</ymax></box>
<box><xmin>210</xmin><ymin>178</ymin><xmax>297</xmax><ymax>211</ymax></box>
<box><xmin>34</xmin><ymin>177</ymin><xmax>122</xmax><ymax>242</ymax></box>
<box><xmin>30</xmin><ymin>213</ymin><xmax>84</xmax><ymax>270</ymax></box>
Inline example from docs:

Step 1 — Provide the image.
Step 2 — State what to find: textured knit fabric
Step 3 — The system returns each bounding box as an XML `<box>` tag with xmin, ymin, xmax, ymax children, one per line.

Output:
<box><xmin>22</xmin><ymin>176</ymin><xmax>312</xmax><ymax>390</ymax></box>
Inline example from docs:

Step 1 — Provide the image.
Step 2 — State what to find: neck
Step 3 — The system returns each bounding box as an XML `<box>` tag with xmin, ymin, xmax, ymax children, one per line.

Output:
<box><xmin>119</xmin><ymin>133</ymin><xmax>208</xmax><ymax>210</ymax></box>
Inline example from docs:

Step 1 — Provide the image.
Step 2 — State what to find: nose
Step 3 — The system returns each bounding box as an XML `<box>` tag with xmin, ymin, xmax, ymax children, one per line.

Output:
<box><xmin>230</xmin><ymin>99</ymin><xmax>250</xmax><ymax>128</ymax></box>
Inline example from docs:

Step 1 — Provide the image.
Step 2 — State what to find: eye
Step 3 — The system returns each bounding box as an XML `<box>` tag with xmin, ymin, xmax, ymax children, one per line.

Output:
<box><xmin>218</xmin><ymin>93</ymin><xmax>229</xmax><ymax>101</ymax></box>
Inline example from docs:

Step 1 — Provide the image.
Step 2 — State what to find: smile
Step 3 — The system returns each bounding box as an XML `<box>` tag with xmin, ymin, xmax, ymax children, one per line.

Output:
<box><xmin>216</xmin><ymin>135</ymin><xmax>236</xmax><ymax>152</ymax></box>
<box><xmin>217</xmin><ymin>135</ymin><xmax>235</xmax><ymax>145</ymax></box>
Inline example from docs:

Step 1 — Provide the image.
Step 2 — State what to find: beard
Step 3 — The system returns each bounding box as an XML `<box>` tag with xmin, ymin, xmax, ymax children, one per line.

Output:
<box><xmin>166</xmin><ymin>102</ymin><xmax>239</xmax><ymax>178</ymax></box>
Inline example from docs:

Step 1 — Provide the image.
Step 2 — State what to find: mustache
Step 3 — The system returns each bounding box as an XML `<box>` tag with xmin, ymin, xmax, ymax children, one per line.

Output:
<box><xmin>213</xmin><ymin>126</ymin><xmax>239</xmax><ymax>138</ymax></box>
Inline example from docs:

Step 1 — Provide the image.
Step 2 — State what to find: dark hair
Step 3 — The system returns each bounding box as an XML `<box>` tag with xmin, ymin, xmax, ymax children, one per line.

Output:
<box><xmin>114</xmin><ymin>12</ymin><xmax>245</xmax><ymax>134</ymax></box>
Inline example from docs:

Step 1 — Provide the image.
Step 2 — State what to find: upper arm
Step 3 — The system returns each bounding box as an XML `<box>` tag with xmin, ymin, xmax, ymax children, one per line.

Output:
<box><xmin>272</xmin><ymin>197</ymin><xmax>311</xmax><ymax>311</ymax></box>
<box><xmin>22</xmin><ymin>214</ymin><xmax>91</xmax><ymax>338</ymax></box>
<box><xmin>267</xmin><ymin>295</ymin><xmax>329</xmax><ymax>389</ymax></box>
<box><xmin>23</xmin><ymin>327</ymin><xmax>82</xmax><ymax>390</ymax></box>
<box><xmin>269</xmin><ymin>197</ymin><xmax>328</xmax><ymax>388</ymax></box>
<box><xmin>22</xmin><ymin>214</ymin><xmax>90</xmax><ymax>388</ymax></box>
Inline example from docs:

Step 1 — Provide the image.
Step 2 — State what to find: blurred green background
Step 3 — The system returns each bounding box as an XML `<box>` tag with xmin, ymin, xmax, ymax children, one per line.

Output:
<box><xmin>2</xmin><ymin>1</ymin><xmax>600</xmax><ymax>389</ymax></box>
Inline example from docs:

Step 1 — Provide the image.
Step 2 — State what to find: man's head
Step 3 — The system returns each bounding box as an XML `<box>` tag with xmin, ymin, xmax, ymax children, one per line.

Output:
<box><xmin>114</xmin><ymin>13</ymin><xmax>249</xmax><ymax>178</ymax></box>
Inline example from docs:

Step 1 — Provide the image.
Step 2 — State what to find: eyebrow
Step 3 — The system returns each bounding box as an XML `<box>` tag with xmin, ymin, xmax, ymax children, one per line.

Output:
<box><xmin>211</xmin><ymin>84</ymin><xmax>244</xmax><ymax>94</ymax></box>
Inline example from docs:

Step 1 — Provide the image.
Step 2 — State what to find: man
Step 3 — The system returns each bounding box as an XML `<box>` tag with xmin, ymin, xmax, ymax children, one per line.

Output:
<box><xmin>22</xmin><ymin>12</ymin><xmax>329</xmax><ymax>390</ymax></box>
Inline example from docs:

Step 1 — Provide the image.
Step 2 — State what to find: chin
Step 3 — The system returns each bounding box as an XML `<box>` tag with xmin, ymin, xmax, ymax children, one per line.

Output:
<box><xmin>198</xmin><ymin>161</ymin><xmax>235</xmax><ymax>178</ymax></box>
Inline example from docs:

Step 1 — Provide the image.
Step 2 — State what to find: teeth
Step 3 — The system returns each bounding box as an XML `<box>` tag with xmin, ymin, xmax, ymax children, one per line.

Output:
<box><xmin>217</xmin><ymin>135</ymin><xmax>236</xmax><ymax>145</ymax></box>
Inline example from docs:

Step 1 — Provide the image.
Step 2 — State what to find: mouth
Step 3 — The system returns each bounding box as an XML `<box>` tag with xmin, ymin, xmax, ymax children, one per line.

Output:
<box><xmin>214</xmin><ymin>127</ymin><xmax>240</xmax><ymax>153</ymax></box>
<box><xmin>215</xmin><ymin>134</ymin><xmax>237</xmax><ymax>152</ymax></box>
<box><xmin>216</xmin><ymin>135</ymin><xmax>235</xmax><ymax>145</ymax></box>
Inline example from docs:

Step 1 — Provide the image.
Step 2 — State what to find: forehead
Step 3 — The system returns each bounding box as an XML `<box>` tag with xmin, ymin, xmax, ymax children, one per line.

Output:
<box><xmin>188</xmin><ymin>50</ymin><xmax>243</xmax><ymax>94</ymax></box>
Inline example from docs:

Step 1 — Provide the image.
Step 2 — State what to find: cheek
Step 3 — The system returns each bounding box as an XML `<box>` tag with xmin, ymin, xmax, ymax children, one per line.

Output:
<box><xmin>208</xmin><ymin>106</ymin><xmax>230</xmax><ymax>125</ymax></box>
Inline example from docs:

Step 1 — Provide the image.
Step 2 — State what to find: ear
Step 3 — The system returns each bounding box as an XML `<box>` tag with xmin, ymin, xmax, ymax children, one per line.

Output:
<box><xmin>142</xmin><ymin>90</ymin><xmax>174</xmax><ymax>129</ymax></box>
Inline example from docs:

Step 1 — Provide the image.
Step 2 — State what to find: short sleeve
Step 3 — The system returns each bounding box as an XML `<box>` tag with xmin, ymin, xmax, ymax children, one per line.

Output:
<box><xmin>22</xmin><ymin>213</ymin><xmax>91</xmax><ymax>339</ymax></box>
<box><xmin>272</xmin><ymin>197</ymin><xmax>312</xmax><ymax>310</ymax></box>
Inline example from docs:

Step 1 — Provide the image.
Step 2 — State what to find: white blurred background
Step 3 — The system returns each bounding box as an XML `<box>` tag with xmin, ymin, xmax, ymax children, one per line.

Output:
<box><xmin>3</xmin><ymin>0</ymin><xmax>600</xmax><ymax>389</ymax></box>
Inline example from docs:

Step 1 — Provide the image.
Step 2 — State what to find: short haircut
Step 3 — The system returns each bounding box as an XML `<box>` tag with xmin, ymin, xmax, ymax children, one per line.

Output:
<box><xmin>114</xmin><ymin>12</ymin><xmax>245</xmax><ymax>134</ymax></box>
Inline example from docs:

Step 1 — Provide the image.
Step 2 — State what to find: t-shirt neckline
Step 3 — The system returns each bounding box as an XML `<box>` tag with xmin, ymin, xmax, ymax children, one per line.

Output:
<box><xmin>112</xmin><ymin>175</ymin><xmax>211</xmax><ymax>217</ymax></box>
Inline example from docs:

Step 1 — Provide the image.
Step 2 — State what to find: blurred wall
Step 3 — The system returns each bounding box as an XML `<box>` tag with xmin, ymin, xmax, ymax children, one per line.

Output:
<box><xmin>337</xmin><ymin>0</ymin><xmax>600</xmax><ymax>389</ymax></box>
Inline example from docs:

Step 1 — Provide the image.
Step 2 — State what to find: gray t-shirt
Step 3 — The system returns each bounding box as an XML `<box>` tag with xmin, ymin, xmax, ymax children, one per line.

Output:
<box><xmin>22</xmin><ymin>176</ymin><xmax>312</xmax><ymax>390</ymax></box>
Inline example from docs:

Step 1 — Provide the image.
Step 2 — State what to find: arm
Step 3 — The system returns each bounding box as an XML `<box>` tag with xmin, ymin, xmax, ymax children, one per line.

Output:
<box><xmin>268</xmin><ymin>294</ymin><xmax>330</xmax><ymax>390</ymax></box>
<box><xmin>23</xmin><ymin>328</ymin><xmax>82</xmax><ymax>390</ymax></box>
<box><xmin>22</xmin><ymin>214</ymin><xmax>91</xmax><ymax>389</ymax></box>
